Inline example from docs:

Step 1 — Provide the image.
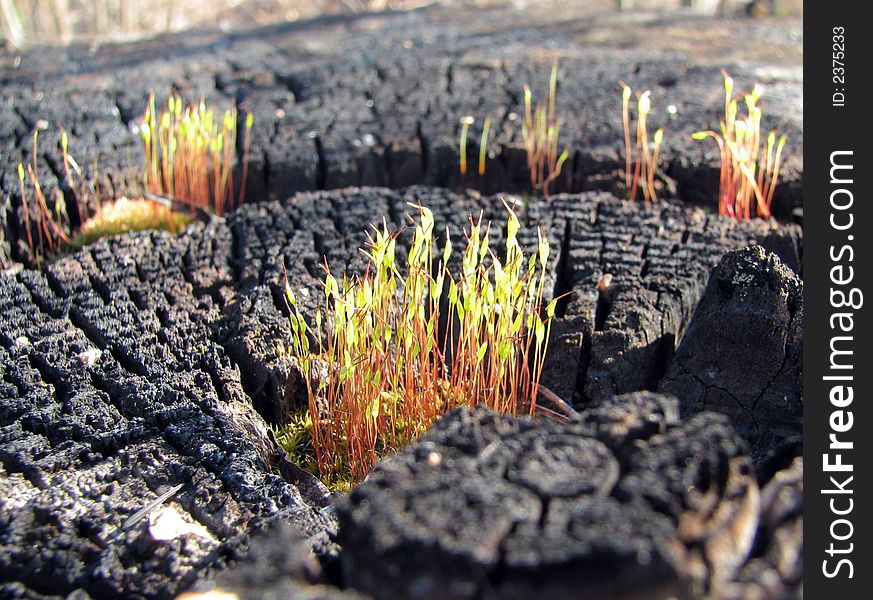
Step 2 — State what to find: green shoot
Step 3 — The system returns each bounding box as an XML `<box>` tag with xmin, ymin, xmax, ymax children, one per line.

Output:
<box><xmin>283</xmin><ymin>202</ymin><xmax>557</xmax><ymax>485</ymax></box>
<box><xmin>692</xmin><ymin>71</ymin><xmax>787</xmax><ymax>219</ymax></box>
<box><xmin>140</xmin><ymin>92</ymin><xmax>253</xmax><ymax>216</ymax></box>
<box><xmin>458</xmin><ymin>116</ymin><xmax>475</xmax><ymax>176</ymax></box>
<box><xmin>522</xmin><ymin>60</ymin><xmax>570</xmax><ymax>196</ymax></box>
<box><xmin>478</xmin><ymin>115</ymin><xmax>491</xmax><ymax>176</ymax></box>
<box><xmin>620</xmin><ymin>82</ymin><xmax>665</xmax><ymax>202</ymax></box>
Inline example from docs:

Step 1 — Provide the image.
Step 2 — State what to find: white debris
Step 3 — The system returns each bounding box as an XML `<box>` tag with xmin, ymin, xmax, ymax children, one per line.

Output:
<box><xmin>149</xmin><ymin>506</ymin><xmax>213</xmax><ymax>542</ymax></box>
<box><xmin>78</xmin><ymin>348</ymin><xmax>102</xmax><ymax>367</ymax></box>
<box><xmin>176</xmin><ymin>590</ymin><xmax>240</xmax><ymax>600</ymax></box>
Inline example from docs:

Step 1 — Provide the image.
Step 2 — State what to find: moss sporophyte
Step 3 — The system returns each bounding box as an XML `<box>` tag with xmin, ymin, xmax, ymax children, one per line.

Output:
<box><xmin>522</xmin><ymin>60</ymin><xmax>569</xmax><ymax>197</ymax></box>
<box><xmin>16</xmin><ymin>123</ymin><xmax>193</xmax><ymax>262</ymax></box>
<box><xmin>140</xmin><ymin>93</ymin><xmax>253</xmax><ymax>216</ymax></box>
<box><xmin>281</xmin><ymin>202</ymin><xmax>558</xmax><ymax>487</ymax></box>
<box><xmin>16</xmin><ymin>130</ymin><xmax>72</xmax><ymax>262</ymax></box>
<box><xmin>458</xmin><ymin>114</ymin><xmax>492</xmax><ymax>178</ymax></box>
<box><xmin>620</xmin><ymin>82</ymin><xmax>666</xmax><ymax>202</ymax></box>
<box><xmin>692</xmin><ymin>71</ymin><xmax>787</xmax><ymax>220</ymax></box>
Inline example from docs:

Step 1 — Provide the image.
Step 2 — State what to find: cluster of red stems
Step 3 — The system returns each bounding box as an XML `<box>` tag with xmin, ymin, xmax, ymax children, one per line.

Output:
<box><xmin>285</xmin><ymin>202</ymin><xmax>557</xmax><ymax>485</ymax></box>
<box><xmin>15</xmin><ymin>128</ymin><xmax>99</xmax><ymax>261</ymax></box>
<box><xmin>620</xmin><ymin>82</ymin><xmax>665</xmax><ymax>202</ymax></box>
<box><xmin>459</xmin><ymin>60</ymin><xmax>569</xmax><ymax>197</ymax></box>
<box><xmin>140</xmin><ymin>93</ymin><xmax>253</xmax><ymax>216</ymax></box>
<box><xmin>692</xmin><ymin>71</ymin><xmax>787</xmax><ymax>219</ymax></box>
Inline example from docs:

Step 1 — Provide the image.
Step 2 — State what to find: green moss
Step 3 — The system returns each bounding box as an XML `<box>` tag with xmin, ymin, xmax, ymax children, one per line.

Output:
<box><xmin>73</xmin><ymin>197</ymin><xmax>191</xmax><ymax>247</ymax></box>
<box><xmin>272</xmin><ymin>411</ymin><xmax>354</xmax><ymax>493</ymax></box>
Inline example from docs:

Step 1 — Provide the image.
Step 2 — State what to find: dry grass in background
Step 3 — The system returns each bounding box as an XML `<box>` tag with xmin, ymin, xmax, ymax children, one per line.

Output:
<box><xmin>0</xmin><ymin>0</ymin><xmax>439</xmax><ymax>49</ymax></box>
<box><xmin>1</xmin><ymin>0</ymin><xmax>801</xmax><ymax>50</ymax></box>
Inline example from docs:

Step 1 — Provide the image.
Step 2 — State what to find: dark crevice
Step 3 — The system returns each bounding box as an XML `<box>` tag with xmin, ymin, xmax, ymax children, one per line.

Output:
<box><xmin>313</xmin><ymin>134</ymin><xmax>327</xmax><ymax>190</ymax></box>
<box><xmin>65</xmin><ymin>306</ymin><xmax>109</xmax><ymax>350</ymax></box>
<box><xmin>415</xmin><ymin>120</ymin><xmax>430</xmax><ymax>179</ymax></box>
<box><xmin>260</xmin><ymin>149</ymin><xmax>272</xmax><ymax>197</ymax></box>
<box><xmin>551</xmin><ymin>219</ymin><xmax>573</xmax><ymax>318</ymax></box>
<box><xmin>108</xmin><ymin>346</ymin><xmax>150</xmax><ymax>378</ymax></box>
<box><xmin>445</xmin><ymin>61</ymin><xmax>455</xmax><ymax>97</ymax></box>
<box><xmin>83</xmin><ymin>268</ymin><xmax>112</xmax><ymax>307</ymax></box>
<box><xmin>645</xmin><ymin>333</ymin><xmax>676</xmax><ymax>392</ymax></box>
<box><xmin>200</xmin><ymin>359</ymin><xmax>233</xmax><ymax>406</ymax></box>
<box><xmin>749</xmin><ymin>335</ymin><xmax>791</xmax><ymax>414</ymax></box>
<box><xmin>593</xmin><ymin>288</ymin><xmax>613</xmax><ymax>332</ymax></box>
<box><xmin>16</xmin><ymin>275</ymin><xmax>66</xmax><ymax>321</ymax></box>
<box><xmin>26</xmin><ymin>352</ymin><xmax>73</xmax><ymax>405</ymax></box>
<box><xmin>113</xmin><ymin>93</ymin><xmax>132</xmax><ymax>129</ymax></box>
<box><xmin>639</xmin><ymin>259</ymin><xmax>650</xmax><ymax>279</ymax></box>
<box><xmin>572</xmin><ymin>327</ymin><xmax>593</xmax><ymax>407</ymax></box>
<box><xmin>638</xmin><ymin>241</ymin><xmax>651</xmax><ymax>280</ymax></box>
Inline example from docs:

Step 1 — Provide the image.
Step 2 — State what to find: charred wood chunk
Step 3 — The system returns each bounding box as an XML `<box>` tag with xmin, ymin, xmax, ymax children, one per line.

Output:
<box><xmin>337</xmin><ymin>398</ymin><xmax>761</xmax><ymax>600</ymax></box>
<box><xmin>659</xmin><ymin>245</ymin><xmax>803</xmax><ymax>461</ymax></box>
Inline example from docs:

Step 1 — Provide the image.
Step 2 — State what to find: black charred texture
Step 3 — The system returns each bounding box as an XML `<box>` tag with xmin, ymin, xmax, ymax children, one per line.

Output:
<box><xmin>337</xmin><ymin>397</ymin><xmax>765</xmax><ymax>600</ymax></box>
<box><xmin>0</xmin><ymin>9</ymin><xmax>801</xmax><ymax>268</ymax></box>
<box><xmin>659</xmin><ymin>246</ymin><xmax>803</xmax><ymax>462</ymax></box>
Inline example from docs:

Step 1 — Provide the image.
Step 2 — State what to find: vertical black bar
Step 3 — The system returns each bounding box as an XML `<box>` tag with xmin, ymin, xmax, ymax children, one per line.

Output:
<box><xmin>804</xmin><ymin>1</ymin><xmax>870</xmax><ymax>596</ymax></box>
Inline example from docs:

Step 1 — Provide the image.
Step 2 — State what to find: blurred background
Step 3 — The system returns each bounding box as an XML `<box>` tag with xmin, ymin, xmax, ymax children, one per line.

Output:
<box><xmin>1</xmin><ymin>0</ymin><xmax>802</xmax><ymax>50</ymax></box>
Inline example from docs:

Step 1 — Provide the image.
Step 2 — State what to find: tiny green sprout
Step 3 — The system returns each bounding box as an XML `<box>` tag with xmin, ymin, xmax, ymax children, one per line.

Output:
<box><xmin>478</xmin><ymin>115</ymin><xmax>491</xmax><ymax>176</ymax></box>
<box><xmin>620</xmin><ymin>83</ymin><xmax>667</xmax><ymax>202</ymax></box>
<box><xmin>537</xmin><ymin>227</ymin><xmax>549</xmax><ymax>267</ymax></box>
<box><xmin>638</xmin><ymin>91</ymin><xmax>651</xmax><ymax>116</ymax></box>
<box><xmin>16</xmin><ymin>161</ymin><xmax>35</xmax><ymax>259</ymax></box>
<box><xmin>546</xmin><ymin>297</ymin><xmax>558</xmax><ymax>319</ymax></box>
<box><xmin>556</xmin><ymin>149</ymin><xmax>569</xmax><ymax>174</ymax></box>
<box><xmin>620</xmin><ymin>81</ymin><xmax>633</xmax><ymax>192</ymax></box>
<box><xmin>459</xmin><ymin>116</ymin><xmax>475</xmax><ymax>176</ymax></box>
<box><xmin>722</xmin><ymin>69</ymin><xmax>734</xmax><ymax>97</ymax></box>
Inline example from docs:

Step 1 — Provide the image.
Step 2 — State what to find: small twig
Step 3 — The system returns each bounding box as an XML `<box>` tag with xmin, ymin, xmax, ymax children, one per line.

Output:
<box><xmin>122</xmin><ymin>483</ymin><xmax>184</xmax><ymax>530</ymax></box>
<box><xmin>534</xmin><ymin>403</ymin><xmax>569</xmax><ymax>423</ymax></box>
<box><xmin>143</xmin><ymin>192</ymin><xmax>213</xmax><ymax>222</ymax></box>
<box><xmin>537</xmin><ymin>384</ymin><xmax>579</xmax><ymax>419</ymax></box>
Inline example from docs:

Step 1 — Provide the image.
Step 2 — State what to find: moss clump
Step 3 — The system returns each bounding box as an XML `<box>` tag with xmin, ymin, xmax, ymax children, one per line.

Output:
<box><xmin>140</xmin><ymin>93</ymin><xmax>253</xmax><ymax>216</ymax></box>
<box><xmin>73</xmin><ymin>197</ymin><xmax>191</xmax><ymax>247</ymax></box>
<box><xmin>273</xmin><ymin>411</ymin><xmax>354</xmax><ymax>493</ymax></box>
<box><xmin>284</xmin><ymin>201</ymin><xmax>557</xmax><ymax>487</ymax></box>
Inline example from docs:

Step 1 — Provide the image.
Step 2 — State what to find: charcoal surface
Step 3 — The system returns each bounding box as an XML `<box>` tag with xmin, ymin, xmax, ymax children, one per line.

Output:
<box><xmin>0</xmin><ymin>7</ymin><xmax>802</xmax><ymax>267</ymax></box>
<box><xmin>0</xmin><ymin>186</ymin><xmax>799</xmax><ymax>598</ymax></box>
<box><xmin>659</xmin><ymin>245</ymin><xmax>803</xmax><ymax>460</ymax></box>
<box><xmin>0</xmin><ymin>224</ymin><xmax>335</xmax><ymax>598</ymax></box>
<box><xmin>714</xmin><ymin>455</ymin><xmax>803</xmax><ymax>600</ymax></box>
<box><xmin>337</xmin><ymin>396</ymin><xmax>782</xmax><ymax>599</ymax></box>
<box><xmin>0</xmin><ymin>4</ymin><xmax>805</xmax><ymax>599</ymax></box>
